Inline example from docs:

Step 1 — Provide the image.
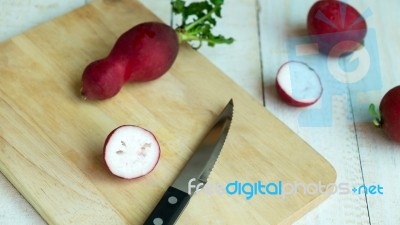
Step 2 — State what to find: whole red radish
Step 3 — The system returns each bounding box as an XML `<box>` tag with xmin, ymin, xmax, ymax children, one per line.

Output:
<box><xmin>103</xmin><ymin>125</ymin><xmax>160</xmax><ymax>179</ymax></box>
<box><xmin>275</xmin><ymin>61</ymin><xmax>323</xmax><ymax>107</ymax></box>
<box><xmin>81</xmin><ymin>22</ymin><xmax>178</xmax><ymax>100</ymax></box>
<box><xmin>81</xmin><ymin>0</ymin><xmax>234</xmax><ymax>100</ymax></box>
<box><xmin>307</xmin><ymin>0</ymin><xmax>367</xmax><ymax>55</ymax></box>
<box><xmin>370</xmin><ymin>86</ymin><xmax>400</xmax><ymax>143</ymax></box>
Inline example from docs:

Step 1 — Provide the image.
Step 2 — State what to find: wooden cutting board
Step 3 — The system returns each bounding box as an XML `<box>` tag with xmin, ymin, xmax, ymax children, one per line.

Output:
<box><xmin>0</xmin><ymin>0</ymin><xmax>336</xmax><ymax>224</ymax></box>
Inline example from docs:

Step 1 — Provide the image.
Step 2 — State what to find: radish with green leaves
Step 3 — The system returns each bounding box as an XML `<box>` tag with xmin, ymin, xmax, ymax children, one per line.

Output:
<box><xmin>370</xmin><ymin>86</ymin><xmax>400</xmax><ymax>143</ymax></box>
<box><xmin>81</xmin><ymin>0</ymin><xmax>233</xmax><ymax>100</ymax></box>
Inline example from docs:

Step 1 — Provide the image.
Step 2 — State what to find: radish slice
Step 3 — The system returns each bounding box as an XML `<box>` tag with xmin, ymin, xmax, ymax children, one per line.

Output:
<box><xmin>275</xmin><ymin>61</ymin><xmax>323</xmax><ymax>107</ymax></box>
<box><xmin>103</xmin><ymin>125</ymin><xmax>160</xmax><ymax>179</ymax></box>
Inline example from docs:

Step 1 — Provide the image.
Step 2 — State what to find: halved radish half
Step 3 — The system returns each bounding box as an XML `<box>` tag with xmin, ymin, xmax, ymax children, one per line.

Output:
<box><xmin>103</xmin><ymin>125</ymin><xmax>160</xmax><ymax>179</ymax></box>
<box><xmin>275</xmin><ymin>61</ymin><xmax>323</xmax><ymax>107</ymax></box>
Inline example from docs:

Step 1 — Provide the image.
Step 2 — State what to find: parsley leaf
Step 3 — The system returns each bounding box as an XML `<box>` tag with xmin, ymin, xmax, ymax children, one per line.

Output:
<box><xmin>172</xmin><ymin>0</ymin><xmax>234</xmax><ymax>49</ymax></box>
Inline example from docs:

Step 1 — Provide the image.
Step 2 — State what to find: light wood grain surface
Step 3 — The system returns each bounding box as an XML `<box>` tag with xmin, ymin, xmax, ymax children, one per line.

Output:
<box><xmin>0</xmin><ymin>0</ymin><xmax>398</xmax><ymax>225</ymax></box>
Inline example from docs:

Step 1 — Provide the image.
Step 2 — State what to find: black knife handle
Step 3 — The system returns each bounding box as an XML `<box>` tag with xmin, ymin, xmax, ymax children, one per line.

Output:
<box><xmin>143</xmin><ymin>186</ymin><xmax>191</xmax><ymax>225</ymax></box>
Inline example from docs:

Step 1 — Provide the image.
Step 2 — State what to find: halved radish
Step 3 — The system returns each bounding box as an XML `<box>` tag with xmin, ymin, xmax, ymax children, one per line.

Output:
<box><xmin>275</xmin><ymin>61</ymin><xmax>323</xmax><ymax>107</ymax></box>
<box><xmin>103</xmin><ymin>125</ymin><xmax>160</xmax><ymax>179</ymax></box>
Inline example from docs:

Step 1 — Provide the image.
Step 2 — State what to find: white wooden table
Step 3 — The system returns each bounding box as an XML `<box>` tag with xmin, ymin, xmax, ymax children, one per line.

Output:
<box><xmin>1</xmin><ymin>0</ymin><xmax>399</xmax><ymax>224</ymax></box>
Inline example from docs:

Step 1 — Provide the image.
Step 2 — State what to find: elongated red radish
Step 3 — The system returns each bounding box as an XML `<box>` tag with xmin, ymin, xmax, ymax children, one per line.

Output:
<box><xmin>81</xmin><ymin>22</ymin><xmax>179</xmax><ymax>100</ymax></box>
<box><xmin>275</xmin><ymin>61</ymin><xmax>323</xmax><ymax>107</ymax></box>
<box><xmin>103</xmin><ymin>125</ymin><xmax>160</xmax><ymax>179</ymax></box>
<box><xmin>81</xmin><ymin>1</ymin><xmax>234</xmax><ymax>101</ymax></box>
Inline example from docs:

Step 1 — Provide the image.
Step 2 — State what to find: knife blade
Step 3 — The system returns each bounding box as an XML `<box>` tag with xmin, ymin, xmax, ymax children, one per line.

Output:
<box><xmin>143</xmin><ymin>99</ymin><xmax>234</xmax><ymax>225</ymax></box>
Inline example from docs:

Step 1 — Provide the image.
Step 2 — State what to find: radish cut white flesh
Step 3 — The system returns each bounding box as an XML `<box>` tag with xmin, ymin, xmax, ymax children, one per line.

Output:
<box><xmin>103</xmin><ymin>125</ymin><xmax>160</xmax><ymax>179</ymax></box>
<box><xmin>276</xmin><ymin>61</ymin><xmax>322</xmax><ymax>107</ymax></box>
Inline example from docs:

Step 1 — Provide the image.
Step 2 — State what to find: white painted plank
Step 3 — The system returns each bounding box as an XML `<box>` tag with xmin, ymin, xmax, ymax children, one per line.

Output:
<box><xmin>0</xmin><ymin>0</ymin><xmax>86</xmax><ymax>42</ymax></box>
<box><xmin>351</xmin><ymin>0</ymin><xmax>400</xmax><ymax>224</ymax></box>
<box><xmin>258</xmin><ymin>0</ymin><xmax>371</xmax><ymax>224</ymax></box>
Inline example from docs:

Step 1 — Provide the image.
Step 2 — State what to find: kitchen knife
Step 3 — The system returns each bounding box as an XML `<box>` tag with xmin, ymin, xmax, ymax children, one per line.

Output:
<box><xmin>143</xmin><ymin>99</ymin><xmax>234</xmax><ymax>225</ymax></box>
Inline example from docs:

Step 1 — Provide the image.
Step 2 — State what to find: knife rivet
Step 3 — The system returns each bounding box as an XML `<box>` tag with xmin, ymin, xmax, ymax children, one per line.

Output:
<box><xmin>153</xmin><ymin>218</ymin><xmax>163</xmax><ymax>225</ymax></box>
<box><xmin>168</xmin><ymin>196</ymin><xmax>178</xmax><ymax>204</ymax></box>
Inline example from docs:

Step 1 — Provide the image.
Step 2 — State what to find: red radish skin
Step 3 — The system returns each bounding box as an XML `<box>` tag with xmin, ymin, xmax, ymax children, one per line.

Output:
<box><xmin>103</xmin><ymin>125</ymin><xmax>160</xmax><ymax>179</ymax></box>
<box><xmin>307</xmin><ymin>0</ymin><xmax>367</xmax><ymax>54</ymax></box>
<box><xmin>81</xmin><ymin>22</ymin><xmax>179</xmax><ymax>100</ymax></box>
<box><xmin>81</xmin><ymin>1</ymin><xmax>234</xmax><ymax>100</ymax></box>
<box><xmin>275</xmin><ymin>61</ymin><xmax>323</xmax><ymax>107</ymax></box>
<box><xmin>80</xmin><ymin>58</ymin><xmax>126</xmax><ymax>100</ymax></box>
<box><xmin>377</xmin><ymin>86</ymin><xmax>400</xmax><ymax>143</ymax></box>
<box><xmin>276</xmin><ymin>83</ymin><xmax>315</xmax><ymax>107</ymax></box>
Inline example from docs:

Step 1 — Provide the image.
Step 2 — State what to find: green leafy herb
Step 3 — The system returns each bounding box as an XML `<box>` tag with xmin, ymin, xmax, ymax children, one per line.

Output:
<box><xmin>369</xmin><ymin>103</ymin><xmax>382</xmax><ymax>128</ymax></box>
<box><xmin>172</xmin><ymin>0</ymin><xmax>234</xmax><ymax>49</ymax></box>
